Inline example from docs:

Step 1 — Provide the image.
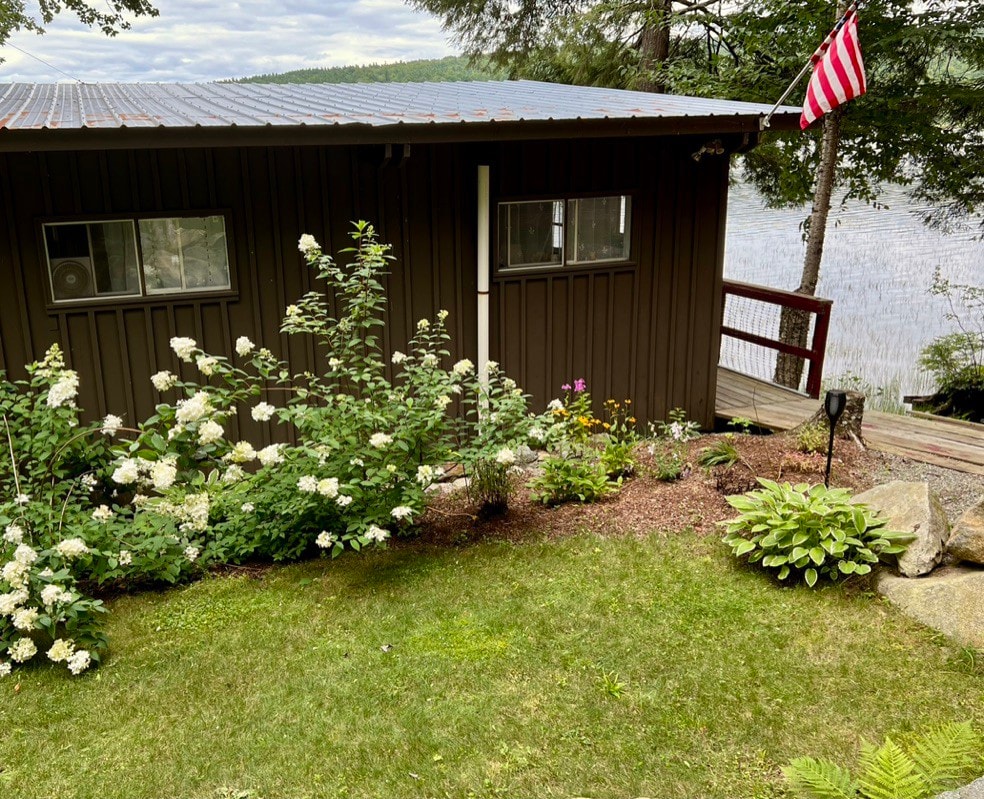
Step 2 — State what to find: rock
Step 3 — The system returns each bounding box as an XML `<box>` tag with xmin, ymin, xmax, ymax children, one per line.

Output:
<box><xmin>451</xmin><ymin>477</ymin><xmax>470</xmax><ymax>492</ymax></box>
<box><xmin>877</xmin><ymin>566</ymin><xmax>984</xmax><ymax>649</ymax></box>
<box><xmin>933</xmin><ymin>776</ymin><xmax>984</xmax><ymax>799</ymax></box>
<box><xmin>947</xmin><ymin>497</ymin><xmax>984</xmax><ymax>565</ymax></box>
<box><xmin>853</xmin><ymin>481</ymin><xmax>948</xmax><ymax>577</ymax></box>
<box><xmin>515</xmin><ymin>444</ymin><xmax>538</xmax><ymax>465</ymax></box>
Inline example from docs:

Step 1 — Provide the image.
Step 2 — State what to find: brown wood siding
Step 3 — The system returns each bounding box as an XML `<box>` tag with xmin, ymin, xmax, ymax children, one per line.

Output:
<box><xmin>0</xmin><ymin>135</ymin><xmax>728</xmax><ymax>433</ymax></box>
<box><xmin>490</xmin><ymin>138</ymin><xmax>728</xmax><ymax>428</ymax></box>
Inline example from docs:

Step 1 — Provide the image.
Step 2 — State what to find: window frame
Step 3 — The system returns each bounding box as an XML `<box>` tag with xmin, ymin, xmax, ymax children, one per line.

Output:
<box><xmin>494</xmin><ymin>191</ymin><xmax>636</xmax><ymax>276</ymax></box>
<box><xmin>39</xmin><ymin>210</ymin><xmax>237</xmax><ymax>308</ymax></box>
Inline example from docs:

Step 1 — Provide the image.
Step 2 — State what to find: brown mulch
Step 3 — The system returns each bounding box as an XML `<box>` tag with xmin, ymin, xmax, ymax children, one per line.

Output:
<box><xmin>418</xmin><ymin>432</ymin><xmax>882</xmax><ymax>547</ymax></box>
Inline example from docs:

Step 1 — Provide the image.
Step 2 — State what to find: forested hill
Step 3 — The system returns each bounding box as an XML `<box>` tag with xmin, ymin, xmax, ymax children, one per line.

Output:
<box><xmin>233</xmin><ymin>56</ymin><xmax>504</xmax><ymax>84</ymax></box>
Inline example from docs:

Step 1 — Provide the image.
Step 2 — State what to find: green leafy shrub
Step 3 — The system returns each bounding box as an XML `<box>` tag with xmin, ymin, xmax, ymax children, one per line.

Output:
<box><xmin>697</xmin><ymin>437</ymin><xmax>740</xmax><ymax>468</ymax></box>
<box><xmin>721</xmin><ymin>479</ymin><xmax>912</xmax><ymax>587</ymax></box>
<box><xmin>600</xmin><ymin>398</ymin><xmax>639</xmax><ymax>477</ymax></box>
<box><xmin>530</xmin><ymin>456</ymin><xmax>617</xmax><ymax>506</ymax></box>
<box><xmin>919</xmin><ymin>269</ymin><xmax>983</xmax><ymax>422</ymax></box>
<box><xmin>796</xmin><ymin>422</ymin><xmax>829</xmax><ymax>454</ymax></box>
<box><xmin>784</xmin><ymin>722</ymin><xmax>982</xmax><ymax>799</ymax></box>
<box><xmin>0</xmin><ymin>347</ymin><xmax>198</xmax><ymax>677</ymax></box>
<box><xmin>647</xmin><ymin>408</ymin><xmax>699</xmax><ymax>482</ymax></box>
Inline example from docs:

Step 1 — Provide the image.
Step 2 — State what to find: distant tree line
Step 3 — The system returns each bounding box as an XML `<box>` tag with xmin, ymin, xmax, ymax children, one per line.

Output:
<box><xmin>232</xmin><ymin>56</ymin><xmax>505</xmax><ymax>85</ymax></box>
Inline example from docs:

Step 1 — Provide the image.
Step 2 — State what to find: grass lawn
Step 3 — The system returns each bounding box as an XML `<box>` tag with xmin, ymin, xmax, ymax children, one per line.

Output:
<box><xmin>2</xmin><ymin>530</ymin><xmax>982</xmax><ymax>799</ymax></box>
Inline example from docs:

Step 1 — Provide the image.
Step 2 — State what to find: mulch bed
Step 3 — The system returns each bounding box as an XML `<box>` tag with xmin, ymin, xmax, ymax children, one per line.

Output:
<box><xmin>418</xmin><ymin>432</ymin><xmax>881</xmax><ymax>546</ymax></box>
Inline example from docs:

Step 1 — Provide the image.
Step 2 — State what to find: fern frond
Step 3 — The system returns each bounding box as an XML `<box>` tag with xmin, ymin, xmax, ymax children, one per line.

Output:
<box><xmin>908</xmin><ymin>722</ymin><xmax>980</xmax><ymax>794</ymax></box>
<box><xmin>783</xmin><ymin>757</ymin><xmax>858</xmax><ymax>799</ymax></box>
<box><xmin>857</xmin><ymin>738</ymin><xmax>928</xmax><ymax>799</ymax></box>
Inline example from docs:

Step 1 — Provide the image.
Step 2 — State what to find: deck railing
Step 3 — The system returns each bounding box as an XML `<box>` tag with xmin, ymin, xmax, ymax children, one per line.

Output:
<box><xmin>720</xmin><ymin>279</ymin><xmax>833</xmax><ymax>399</ymax></box>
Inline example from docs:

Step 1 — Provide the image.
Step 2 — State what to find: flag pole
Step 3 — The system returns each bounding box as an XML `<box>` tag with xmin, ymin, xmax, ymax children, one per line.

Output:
<box><xmin>759</xmin><ymin>1</ymin><xmax>858</xmax><ymax>130</ymax></box>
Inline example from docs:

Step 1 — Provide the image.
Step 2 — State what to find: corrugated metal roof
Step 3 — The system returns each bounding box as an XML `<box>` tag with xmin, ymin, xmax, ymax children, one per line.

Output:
<box><xmin>0</xmin><ymin>80</ymin><xmax>798</xmax><ymax>131</ymax></box>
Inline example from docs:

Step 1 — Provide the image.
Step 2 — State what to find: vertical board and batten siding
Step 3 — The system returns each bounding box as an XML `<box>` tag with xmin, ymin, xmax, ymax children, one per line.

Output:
<box><xmin>489</xmin><ymin>137</ymin><xmax>729</xmax><ymax>427</ymax></box>
<box><xmin>0</xmin><ymin>142</ymin><xmax>477</xmax><ymax>441</ymax></box>
<box><xmin>0</xmin><ymin>134</ymin><xmax>728</xmax><ymax>432</ymax></box>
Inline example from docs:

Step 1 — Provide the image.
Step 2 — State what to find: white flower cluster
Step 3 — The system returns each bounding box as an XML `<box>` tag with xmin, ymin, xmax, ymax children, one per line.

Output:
<box><xmin>92</xmin><ymin>505</ymin><xmax>114</xmax><ymax>523</ymax></box>
<box><xmin>365</xmin><ymin>525</ymin><xmax>389</xmax><ymax>543</ymax></box>
<box><xmin>196</xmin><ymin>355</ymin><xmax>219</xmax><ymax>376</ymax></box>
<box><xmin>547</xmin><ymin>398</ymin><xmax>564</xmax><ymax>411</ymax></box>
<box><xmin>251</xmin><ymin>402</ymin><xmax>276</xmax><ymax>422</ymax></box>
<box><xmin>235</xmin><ymin>336</ymin><xmax>255</xmax><ymax>357</ymax></box>
<box><xmin>226</xmin><ymin>441</ymin><xmax>257</xmax><ymax>464</ymax></box>
<box><xmin>175</xmin><ymin>391</ymin><xmax>213</xmax><ymax>424</ymax></box>
<box><xmin>101</xmin><ymin>414</ymin><xmax>123</xmax><ymax>435</ymax></box>
<box><xmin>113</xmin><ymin>457</ymin><xmax>178</xmax><ymax>492</ymax></box>
<box><xmin>184</xmin><ymin>545</ymin><xmax>200</xmax><ymax>562</ymax></box>
<box><xmin>56</xmin><ymin>538</ymin><xmax>89</xmax><ymax>559</ymax></box>
<box><xmin>369</xmin><ymin>432</ymin><xmax>392</xmax><ymax>449</ymax></box>
<box><xmin>8</xmin><ymin>637</ymin><xmax>37</xmax><ymax>663</ymax></box>
<box><xmin>257</xmin><ymin>444</ymin><xmax>284</xmax><ymax>467</ymax></box>
<box><xmin>154</xmin><ymin>492</ymin><xmax>210</xmax><ymax>533</ymax></box>
<box><xmin>298</xmin><ymin>234</ymin><xmax>320</xmax><ymax>256</ymax></box>
<box><xmin>3</xmin><ymin>524</ymin><xmax>23</xmax><ymax>544</ymax></box>
<box><xmin>495</xmin><ymin>447</ymin><xmax>517</xmax><ymax>466</ymax></box>
<box><xmin>41</xmin><ymin>584</ymin><xmax>73</xmax><ymax>608</ymax></box>
<box><xmin>170</xmin><ymin>336</ymin><xmax>198</xmax><ymax>362</ymax></box>
<box><xmin>316</xmin><ymin>530</ymin><xmax>336</xmax><ymax>549</ymax></box>
<box><xmin>391</xmin><ymin>351</ymin><xmax>407</xmax><ymax>365</ymax></box>
<box><xmin>46</xmin><ymin>369</ymin><xmax>80</xmax><ymax>409</ymax></box>
<box><xmin>452</xmin><ymin>358</ymin><xmax>474</xmax><ymax>377</ymax></box>
<box><xmin>529</xmin><ymin>427</ymin><xmax>547</xmax><ymax>443</ymax></box>
<box><xmin>151</xmin><ymin>370</ymin><xmax>178</xmax><ymax>392</ymax></box>
<box><xmin>198</xmin><ymin>419</ymin><xmax>224</xmax><ymax>446</ymax></box>
<box><xmin>416</xmin><ymin>464</ymin><xmax>443</xmax><ymax>487</ymax></box>
<box><xmin>390</xmin><ymin>506</ymin><xmax>413</xmax><ymax>522</ymax></box>
<box><xmin>150</xmin><ymin>459</ymin><xmax>178</xmax><ymax>491</ymax></box>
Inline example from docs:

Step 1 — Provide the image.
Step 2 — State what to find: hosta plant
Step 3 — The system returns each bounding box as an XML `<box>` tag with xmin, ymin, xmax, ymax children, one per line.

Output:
<box><xmin>530</xmin><ymin>455</ymin><xmax>618</xmax><ymax>506</ymax></box>
<box><xmin>784</xmin><ymin>722</ymin><xmax>982</xmax><ymax>799</ymax></box>
<box><xmin>721</xmin><ymin>479</ymin><xmax>912</xmax><ymax>587</ymax></box>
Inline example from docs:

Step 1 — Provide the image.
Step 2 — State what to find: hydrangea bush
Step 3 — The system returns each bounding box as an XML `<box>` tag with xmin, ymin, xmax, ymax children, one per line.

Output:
<box><xmin>1</xmin><ymin>222</ymin><xmax>539</xmax><ymax>677</ymax></box>
<box><xmin>0</xmin><ymin>347</ymin><xmax>200</xmax><ymax>677</ymax></box>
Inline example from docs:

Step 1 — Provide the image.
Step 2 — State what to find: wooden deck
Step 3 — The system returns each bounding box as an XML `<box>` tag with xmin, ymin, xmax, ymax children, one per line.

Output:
<box><xmin>716</xmin><ymin>367</ymin><xmax>984</xmax><ymax>476</ymax></box>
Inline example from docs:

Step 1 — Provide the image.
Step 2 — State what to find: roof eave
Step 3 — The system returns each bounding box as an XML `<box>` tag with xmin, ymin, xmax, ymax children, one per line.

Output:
<box><xmin>0</xmin><ymin>112</ymin><xmax>802</xmax><ymax>152</ymax></box>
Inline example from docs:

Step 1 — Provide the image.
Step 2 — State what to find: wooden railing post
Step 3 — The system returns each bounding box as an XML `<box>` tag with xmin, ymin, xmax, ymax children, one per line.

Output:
<box><xmin>720</xmin><ymin>280</ymin><xmax>833</xmax><ymax>399</ymax></box>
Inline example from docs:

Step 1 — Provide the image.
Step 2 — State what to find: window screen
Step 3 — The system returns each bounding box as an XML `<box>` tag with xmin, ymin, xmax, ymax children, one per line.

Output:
<box><xmin>44</xmin><ymin>221</ymin><xmax>141</xmax><ymax>301</ymax></box>
<box><xmin>140</xmin><ymin>216</ymin><xmax>230</xmax><ymax>294</ymax></box>
<box><xmin>566</xmin><ymin>196</ymin><xmax>631</xmax><ymax>264</ymax></box>
<box><xmin>498</xmin><ymin>200</ymin><xmax>564</xmax><ymax>269</ymax></box>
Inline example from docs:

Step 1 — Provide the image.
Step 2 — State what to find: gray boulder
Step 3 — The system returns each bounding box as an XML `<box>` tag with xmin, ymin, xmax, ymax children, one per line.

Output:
<box><xmin>853</xmin><ymin>481</ymin><xmax>947</xmax><ymax>577</ymax></box>
<box><xmin>933</xmin><ymin>776</ymin><xmax>984</xmax><ymax>799</ymax></box>
<box><xmin>877</xmin><ymin>566</ymin><xmax>984</xmax><ymax>649</ymax></box>
<box><xmin>947</xmin><ymin>497</ymin><xmax>984</xmax><ymax>565</ymax></box>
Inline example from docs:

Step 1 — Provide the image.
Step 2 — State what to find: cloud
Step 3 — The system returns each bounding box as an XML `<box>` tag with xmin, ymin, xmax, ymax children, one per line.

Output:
<box><xmin>0</xmin><ymin>0</ymin><xmax>456</xmax><ymax>83</ymax></box>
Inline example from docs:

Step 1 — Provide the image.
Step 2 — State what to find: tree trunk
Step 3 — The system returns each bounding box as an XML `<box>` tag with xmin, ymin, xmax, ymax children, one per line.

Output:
<box><xmin>798</xmin><ymin>390</ymin><xmax>866</xmax><ymax>444</ymax></box>
<box><xmin>773</xmin><ymin>106</ymin><xmax>843</xmax><ymax>388</ymax></box>
<box><xmin>637</xmin><ymin>0</ymin><xmax>672</xmax><ymax>93</ymax></box>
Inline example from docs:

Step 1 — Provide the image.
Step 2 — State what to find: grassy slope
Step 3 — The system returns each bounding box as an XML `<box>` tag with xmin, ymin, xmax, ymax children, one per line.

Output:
<box><xmin>2</xmin><ymin>532</ymin><xmax>982</xmax><ymax>799</ymax></box>
<box><xmin>233</xmin><ymin>56</ymin><xmax>505</xmax><ymax>84</ymax></box>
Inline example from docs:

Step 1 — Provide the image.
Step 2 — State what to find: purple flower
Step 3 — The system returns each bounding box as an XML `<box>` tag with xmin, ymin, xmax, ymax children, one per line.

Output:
<box><xmin>573</xmin><ymin>378</ymin><xmax>587</xmax><ymax>393</ymax></box>
<box><xmin>561</xmin><ymin>383</ymin><xmax>572</xmax><ymax>391</ymax></box>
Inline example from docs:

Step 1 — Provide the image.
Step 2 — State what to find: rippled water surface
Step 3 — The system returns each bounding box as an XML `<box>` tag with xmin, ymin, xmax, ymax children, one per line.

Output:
<box><xmin>723</xmin><ymin>180</ymin><xmax>983</xmax><ymax>399</ymax></box>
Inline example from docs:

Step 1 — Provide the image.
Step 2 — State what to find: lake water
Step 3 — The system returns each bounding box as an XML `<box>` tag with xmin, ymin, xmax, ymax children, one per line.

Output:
<box><xmin>722</xmin><ymin>180</ymin><xmax>984</xmax><ymax>404</ymax></box>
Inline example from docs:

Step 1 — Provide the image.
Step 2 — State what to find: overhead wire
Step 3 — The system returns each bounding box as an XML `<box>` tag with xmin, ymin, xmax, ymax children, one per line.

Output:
<box><xmin>2</xmin><ymin>40</ymin><xmax>83</xmax><ymax>82</ymax></box>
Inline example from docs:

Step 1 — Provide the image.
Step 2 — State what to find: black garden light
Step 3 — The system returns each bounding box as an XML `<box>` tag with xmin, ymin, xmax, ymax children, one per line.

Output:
<box><xmin>823</xmin><ymin>390</ymin><xmax>847</xmax><ymax>488</ymax></box>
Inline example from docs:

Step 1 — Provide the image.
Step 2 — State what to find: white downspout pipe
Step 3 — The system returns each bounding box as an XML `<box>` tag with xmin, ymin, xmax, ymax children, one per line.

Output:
<box><xmin>477</xmin><ymin>164</ymin><xmax>491</xmax><ymax>390</ymax></box>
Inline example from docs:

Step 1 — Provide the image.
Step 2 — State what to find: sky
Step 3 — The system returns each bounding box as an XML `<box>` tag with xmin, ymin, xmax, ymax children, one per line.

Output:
<box><xmin>1</xmin><ymin>0</ymin><xmax>457</xmax><ymax>83</ymax></box>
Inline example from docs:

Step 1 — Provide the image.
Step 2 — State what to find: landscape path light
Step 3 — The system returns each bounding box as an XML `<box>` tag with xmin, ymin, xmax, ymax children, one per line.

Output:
<box><xmin>823</xmin><ymin>389</ymin><xmax>847</xmax><ymax>488</ymax></box>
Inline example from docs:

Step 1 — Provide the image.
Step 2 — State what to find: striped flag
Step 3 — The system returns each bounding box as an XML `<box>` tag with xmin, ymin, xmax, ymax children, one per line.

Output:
<box><xmin>800</xmin><ymin>5</ymin><xmax>867</xmax><ymax>130</ymax></box>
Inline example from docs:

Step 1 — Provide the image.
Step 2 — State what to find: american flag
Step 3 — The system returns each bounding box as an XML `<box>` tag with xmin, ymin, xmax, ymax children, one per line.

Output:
<box><xmin>800</xmin><ymin>5</ymin><xmax>867</xmax><ymax>130</ymax></box>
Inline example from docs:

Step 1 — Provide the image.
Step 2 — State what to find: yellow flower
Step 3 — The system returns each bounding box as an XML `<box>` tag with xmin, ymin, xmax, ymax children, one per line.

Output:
<box><xmin>628</xmin><ymin>417</ymin><xmax>637</xmax><ymax>424</ymax></box>
<box><xmin>603</xmin><ymin>422</ymin><xmax>611</xmax><ymax>430</ymax></box>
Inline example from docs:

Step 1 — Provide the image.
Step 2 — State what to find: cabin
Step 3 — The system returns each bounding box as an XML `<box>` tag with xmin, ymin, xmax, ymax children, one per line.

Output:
<box><xmin>0</xmin><ymin>80</ymin><xmax>798</xmax><ymax>433</ymax></box>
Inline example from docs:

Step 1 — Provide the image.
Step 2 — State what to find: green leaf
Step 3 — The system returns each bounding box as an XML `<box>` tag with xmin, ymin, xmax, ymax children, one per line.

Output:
<box><xmin>809</xmin><ymin>547</ymin><xmax>825</xmax><ymax>566</ymax></box>
<box><xmin>782</xmin><ymin>757</ymin><xmax>857</xmax><ymax>799</ymax></box>
<box><xmin>804</xmin><ymin>568</ymin><xmax>818</xmax><ymax>588</ymax></box>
